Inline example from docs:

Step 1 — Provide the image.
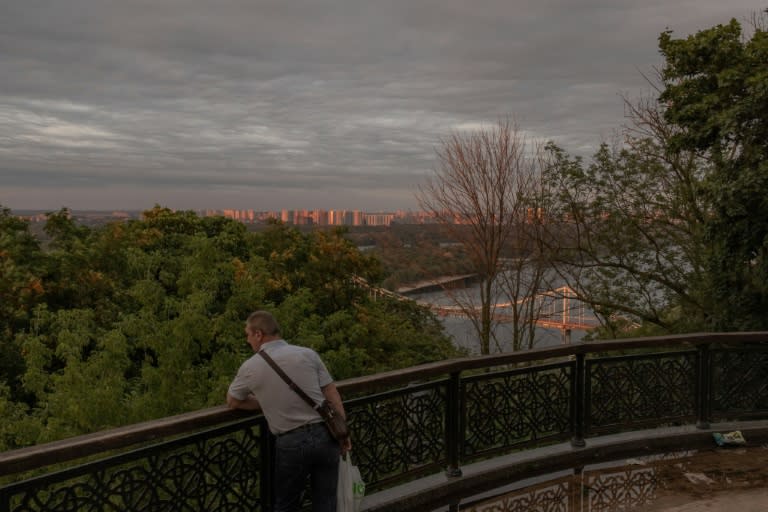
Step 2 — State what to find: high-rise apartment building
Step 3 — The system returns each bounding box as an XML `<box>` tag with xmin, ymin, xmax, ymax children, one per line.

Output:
<box><xmin>364</xmin><ymin>213</ymin><xmax>395</xmax><ymax>226</ymax></box>
<box><xmin>312</xmin><ymin>209</ymin><xmax>329</xmax><ymax>226</ymax></box>
<box><xmin>199</xmin><ymin>207</ymin><xmax>448</xmax><ymax>226</ymax></box>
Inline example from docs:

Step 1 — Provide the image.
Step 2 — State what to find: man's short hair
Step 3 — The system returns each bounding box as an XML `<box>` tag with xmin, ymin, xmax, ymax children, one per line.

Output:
<box><xmin>246</xmin><ymin>311</ymin><xmax>281</xmax><ymax>336</ymax></box>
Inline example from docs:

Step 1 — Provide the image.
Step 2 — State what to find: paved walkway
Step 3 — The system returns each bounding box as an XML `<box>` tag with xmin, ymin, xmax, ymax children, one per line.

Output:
<box><xmin>654</xmin><ymin>489</ymin><xmax>768</xmax><ymax>511</ymax></box>
<box><xmin>631</xmin><ymin>445</ymin><xmax>768</xmax><ymax>512</ymax></box>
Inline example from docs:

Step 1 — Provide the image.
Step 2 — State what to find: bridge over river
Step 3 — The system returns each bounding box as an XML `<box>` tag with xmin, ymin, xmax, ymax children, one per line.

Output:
<box><xmin>353</xmin><ymin>276</ymin><xmax>600</xmax><ymax>343</ymax></box>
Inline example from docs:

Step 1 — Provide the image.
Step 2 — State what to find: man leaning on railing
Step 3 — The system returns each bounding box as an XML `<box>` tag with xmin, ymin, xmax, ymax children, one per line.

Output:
<box><xmin>226</xmin><ymin>310</ymin><xmax>352</xmax><ymax>512</ymax></box>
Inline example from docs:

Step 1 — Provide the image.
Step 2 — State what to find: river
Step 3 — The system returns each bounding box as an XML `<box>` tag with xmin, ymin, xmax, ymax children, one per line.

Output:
<box><xmin>410</xmin><ymin>284</ymin><xmax>592</xmax><ymax>354</ymax></box>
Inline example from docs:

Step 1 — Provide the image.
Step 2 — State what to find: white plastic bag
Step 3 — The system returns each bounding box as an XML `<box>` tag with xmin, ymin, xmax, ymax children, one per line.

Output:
<box><xmin>337</xmin><ymin>453</ymin><xmax>365</xmax><ymax>512</ymax></box>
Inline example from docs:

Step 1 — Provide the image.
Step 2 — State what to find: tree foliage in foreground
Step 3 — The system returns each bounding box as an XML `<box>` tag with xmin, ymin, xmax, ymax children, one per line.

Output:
<box><xmin>542</xmin><ymin>12</ymin><xmax>768</xmax><ymax>335</ymax></box>
<box><xmin>542</xmin><ymin>134</ymin><xmax>709</xmax><ymax>335</ymax></box>
<box><xmin>0</xmin><ymin>207</ymin><xmax>458</xmax><ymax>450</ymax></box>
<box><xmin>659</xmin><ymin>15</ymin><xmax>768</xmax><ymax>330</ymax></box>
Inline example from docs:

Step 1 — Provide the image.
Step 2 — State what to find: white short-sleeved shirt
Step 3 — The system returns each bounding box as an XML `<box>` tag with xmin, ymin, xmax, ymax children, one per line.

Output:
<box><xmin>228</xmin><ymin>340</ymin><xmax>334</xmax><ymax>434</ymax></box>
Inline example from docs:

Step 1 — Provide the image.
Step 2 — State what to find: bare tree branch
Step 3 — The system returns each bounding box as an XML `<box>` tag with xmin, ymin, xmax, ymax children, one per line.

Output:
<box><xmin>416</xmin><ymin>118</ymin><xmax>548</xmax><ymax>354</ymax></box>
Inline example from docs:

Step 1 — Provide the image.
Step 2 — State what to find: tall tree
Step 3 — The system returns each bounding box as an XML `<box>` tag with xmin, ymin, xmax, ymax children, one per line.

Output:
<box><xmin>659</xmin><ymin>14</ymin><xmax>768</xmax><ymax>330</ymax></box>
<box><xmin>541</xmin><ymin>118</ymin><xmax>709</xmax><ymax>335</ymax></box>
<box><xmin>542</xmin><ymin>12</ymin><xmax>768</xmax><ymax>335</ymax></box>
<box><xmin>417</xmin><ymin>119</ymin><xmax>548</xmax><ymax>354</ymax></box>
<box><xmin>0</xmin><ymin>207</ymin><xmax>45</xmax><ymax>399</ymax></box>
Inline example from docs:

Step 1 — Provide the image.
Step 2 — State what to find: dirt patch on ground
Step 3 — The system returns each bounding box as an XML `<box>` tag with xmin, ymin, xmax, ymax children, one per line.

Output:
<box><xmin>460</xmin><ymin>444</ymin><xmax>768</xmax><ymax>511</ymax></box>
<box><xmin>632</xmin><ymin>446</ymin><xmax>768</xmax><ymax>511</ymax></box>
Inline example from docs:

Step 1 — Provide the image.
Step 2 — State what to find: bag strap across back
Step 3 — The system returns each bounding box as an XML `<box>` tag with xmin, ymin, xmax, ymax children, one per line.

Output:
<box><xmin>257</xmin><ymin>350</ymin><xmax>319</xmax><ymax>410</ymax></box>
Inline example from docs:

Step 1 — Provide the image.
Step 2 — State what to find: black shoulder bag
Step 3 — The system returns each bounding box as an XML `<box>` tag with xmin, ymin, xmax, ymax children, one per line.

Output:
<box><xmin>258</xmin><ymin>351</ymin><xmax>350</xmax><ymax>442</ymax></box>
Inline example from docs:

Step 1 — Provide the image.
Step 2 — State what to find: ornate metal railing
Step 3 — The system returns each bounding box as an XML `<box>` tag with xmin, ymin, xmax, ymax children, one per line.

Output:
<box><xmin>1</xmin><ymin>332</ymin><xmax>767</xmax><ymax>511</ymax></box>
<box><xmin>461</xmin><ymin>450</ymin><xmax>694</xmax><ymax>512</ymax></box>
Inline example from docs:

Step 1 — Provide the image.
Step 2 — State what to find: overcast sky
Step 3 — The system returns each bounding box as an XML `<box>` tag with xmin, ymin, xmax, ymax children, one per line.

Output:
<box><xmin>0</xmin><ymin>1</ymin><xmax>762</xmax><ymax>212</ymax></box>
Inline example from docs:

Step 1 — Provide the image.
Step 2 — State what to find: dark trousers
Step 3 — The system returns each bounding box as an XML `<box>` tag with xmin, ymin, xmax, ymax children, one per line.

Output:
<box><xmin>274</xmin><ymin>422</ymin><xmax>340</xmax><ymax>512</ymax></box>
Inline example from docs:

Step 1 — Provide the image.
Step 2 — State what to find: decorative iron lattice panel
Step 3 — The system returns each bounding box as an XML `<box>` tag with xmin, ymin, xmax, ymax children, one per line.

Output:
<box><xmin>2</xmin><ymin>424</ymin><xmax>263</xmax><ymax>512</ymax></box>
<box><xmin>462</xmin><ymin>480</ymin><xmax>570</xmax><ymax>512</ymax></box>
<box><xmin>458</xmin><ymin>456</ymin><xmax>677</xmax><ymax>512</ymax></box>
<box><xmin>347</xmin><ymin>381</ymin><xmax>447</xmax><ymax>489</ymax></box>
<box><xmin>585</xmin><ymin>466</ymin><xmax>657</xmax><ymax>511</ymax></box>
<box><xmin>462</xmin><ymin>363</ymin><xmax>572</xmax><ymax>459</ymax></box>
<box><xmin>711</xmin><ymin>348</ymin><xmax>768</xmax><ymax>419</ymax></box>
<box><xmin>587</xmin><ymin>352</ymin><xmax>696</xmax><ymax>432</ymax></box>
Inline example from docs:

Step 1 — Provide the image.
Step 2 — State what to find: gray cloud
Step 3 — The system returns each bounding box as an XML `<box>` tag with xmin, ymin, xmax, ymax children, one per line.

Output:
<box><xmin>0</xmin><ymin>0</ymin><xmax>762</xmax><ymax>210</ymax></box>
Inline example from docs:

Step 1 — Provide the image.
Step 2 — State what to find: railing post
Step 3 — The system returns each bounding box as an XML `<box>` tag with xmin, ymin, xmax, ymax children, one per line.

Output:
<box><xmin>571</xmin><ymin>353</ymin><xmax>586</xmax><ymax>447</ymax></box>
<box><xmin>696</xmin><ymin>343</ymin><xmax>712</xmax><ymax>429</ymax></box>
<box><xmin>0</xmin><ymin>490</ymin><xmax>8</xmax><ymax>512</ymax></box>
<box><xmin>445</xmin><ymin>371</ymin><xmax>463</xmax><ymax>477</ymax></box>
<box><xmin>260</xmin><ymin>420</ymin><xmax>275</xmax><ymax>512</ymax></box>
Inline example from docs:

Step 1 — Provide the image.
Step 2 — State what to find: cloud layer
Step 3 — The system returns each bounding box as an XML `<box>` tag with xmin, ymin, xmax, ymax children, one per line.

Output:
<box><xmin>0</xmin><ymin>0</ymin><xmax>761</xmax><ymax>210</ymax></box>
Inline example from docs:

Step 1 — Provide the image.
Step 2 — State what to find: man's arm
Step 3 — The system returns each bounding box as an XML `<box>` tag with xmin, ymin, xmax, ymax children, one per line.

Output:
<box><xmin>226</xmin><ymin>392</ymin><xmax>261</xmax><ymax>411</ymax></box>
<box><xmin>321</xmin><ymin>383</ymin><xmax>352</xmax><ymax>454</ymax></box>
<box><xmin>321</xmin><ymin>383</ymin><xmax>346</xmax><ymax>418</ymax></box>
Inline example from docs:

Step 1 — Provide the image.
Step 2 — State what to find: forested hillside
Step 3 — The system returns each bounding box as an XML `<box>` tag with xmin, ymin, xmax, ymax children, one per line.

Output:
<box><xmin>0</xmin><ymin>206</ymin><xmax>459</xmax><ymax>450</ymax></box>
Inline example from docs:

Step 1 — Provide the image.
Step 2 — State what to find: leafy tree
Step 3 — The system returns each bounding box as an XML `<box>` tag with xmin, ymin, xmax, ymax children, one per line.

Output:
<box><xmin>659</xmin><ymin>14</ymin><xmax>768</xmax><ymax>330</ymax></box>
<box><xmin>542</xmin><ymin>130</ymin><xmax>708</xmax><ymax>334</ymax></box>
<box><xmin>542</xmin><ymin>12</ymin><xmax>768</xmax><ymax>335</ymax></box>
<box><xmin>276</xmin><ymin>290</ymin><xmax>458</xmax><ymax>380</ymax></box>
<box><xmin>0</xmin><ymin>209</ymin><xmax>460</xmax><ymax>450</ymax></box>
<box><xmin>369</xmin><ymin>233</ymin><xmax>474</xmax><ymax>291</ymax></box>
<box><xmin>252</xmin><ymin>222</ymin><xmax>383</xmax><ymax>312</ymax></box>
<box><xmin>0</xmin><ymin>207</ymin><xmax>45</xmax><ymax>400</ymax></box>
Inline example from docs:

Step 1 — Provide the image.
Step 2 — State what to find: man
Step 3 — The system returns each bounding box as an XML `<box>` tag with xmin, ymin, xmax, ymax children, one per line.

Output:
<box><xmin>227</xmin><ymin>310</ymin><xmax>351</xmax><ymax>512</ymax></box>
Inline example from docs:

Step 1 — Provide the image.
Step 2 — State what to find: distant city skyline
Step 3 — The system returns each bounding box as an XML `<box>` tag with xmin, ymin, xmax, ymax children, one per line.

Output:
<box><xmin>1</xmin><ymin>1</ymin><xmax>762</xmax><ymax>211</ymax></box>
<box><xmin>13</xmin><ymin>206</ymin><xmax>442</xmax><ymax>227</ymax></box>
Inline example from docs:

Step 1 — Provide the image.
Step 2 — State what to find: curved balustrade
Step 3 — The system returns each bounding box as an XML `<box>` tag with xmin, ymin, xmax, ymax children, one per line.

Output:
<box><xmin>1</xmin><ymin>332</ymin><xmax>768</xmax><ymax>511</ymax></box>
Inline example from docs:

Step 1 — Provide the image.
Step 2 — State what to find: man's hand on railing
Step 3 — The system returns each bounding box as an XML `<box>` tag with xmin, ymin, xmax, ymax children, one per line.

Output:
<box><xmin>226</xmin><ymin>392</ymin><xmax>262</xmax><ymax>411</ymax></box>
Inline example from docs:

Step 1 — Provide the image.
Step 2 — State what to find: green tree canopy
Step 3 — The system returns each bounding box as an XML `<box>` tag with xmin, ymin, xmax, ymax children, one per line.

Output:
<box><xmin>0</xmin><ymin>208</ymin><xmax>459</xmax><ymax>450</ymax></box>
<box><xmin>541</xmin><ymin>12</ymin><xmax>768</xmax><ymax>335</ymax></box>
<box><xmin>659</xmin><ymin>15</ymin><xmax>768</xmax><ymax>330</ymax></box>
